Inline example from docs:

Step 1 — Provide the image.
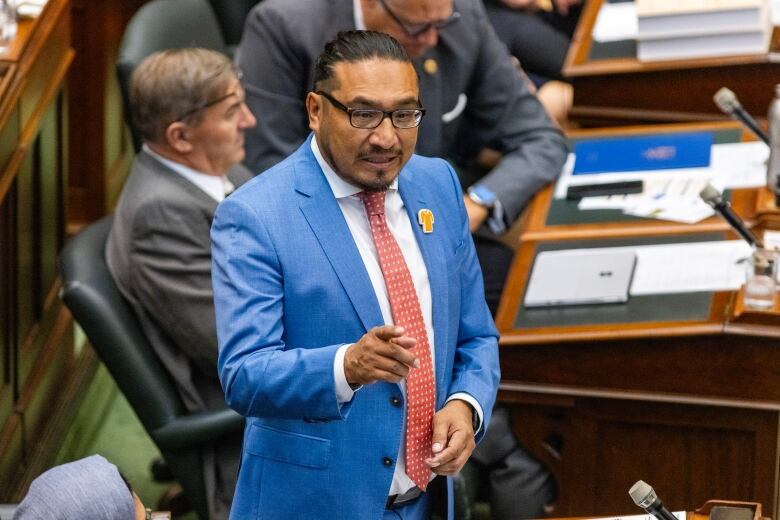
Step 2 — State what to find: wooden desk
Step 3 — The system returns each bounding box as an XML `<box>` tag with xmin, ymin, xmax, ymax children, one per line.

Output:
<box><xmin>495</xmin><ymin>122</ymin><xmax>780</xmax><ymax>518</ymax></box>
<box><xmin>564</xmin><ymin>0</ymin><xmax>780</xmax><ymax>126</ymax></box>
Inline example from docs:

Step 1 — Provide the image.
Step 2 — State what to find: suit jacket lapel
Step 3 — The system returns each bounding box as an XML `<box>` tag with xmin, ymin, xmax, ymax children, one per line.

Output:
<box><xmin>294</xmin><ymin>142</ymin><xmax>384</xmax><ymax>333</ymax></box>
<box><xmin>398</xmin><ymin>174</ymin><xmax>449</xmax><ymax>402</ymax></box>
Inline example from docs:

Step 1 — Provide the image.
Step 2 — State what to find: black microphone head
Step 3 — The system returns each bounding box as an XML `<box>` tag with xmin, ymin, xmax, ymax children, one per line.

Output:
<box><xmin>713</xmin><ymin>87</ymin><xmax>741</xmax><ymax>114</ymax></box>
<box><xmin>629</xmin><ymin>480</ymin><xmax>658</xmax><ymax>509</ymax></box>
<box><xmin>699</xmin><ymin>183</ymin><xmax>723</xmax><ymax>207</ymax></box>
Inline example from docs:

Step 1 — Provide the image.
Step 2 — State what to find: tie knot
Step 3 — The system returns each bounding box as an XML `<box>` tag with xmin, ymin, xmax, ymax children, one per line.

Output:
<box><xmin>358</xmin><ymin>190</ymin><xmax>386</xmax><ymax>216</ymax></box>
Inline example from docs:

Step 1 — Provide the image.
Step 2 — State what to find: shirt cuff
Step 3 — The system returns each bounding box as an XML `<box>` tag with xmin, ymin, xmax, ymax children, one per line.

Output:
<box><xmin>446</xmin><ymin>393</ymin><xmax>484</xmax><ymax>435</ymax></box>
<box><xmin>334</xmin><ymin>343</ymin><xmax>360</xmax><ymax>404</ymax></box>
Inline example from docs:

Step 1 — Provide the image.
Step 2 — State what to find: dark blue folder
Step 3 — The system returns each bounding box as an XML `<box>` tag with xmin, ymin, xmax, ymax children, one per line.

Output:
<box><xmin>573</xmin><ymin>132</ymin><xmax>713</xmax><ymax>175</ymax></box>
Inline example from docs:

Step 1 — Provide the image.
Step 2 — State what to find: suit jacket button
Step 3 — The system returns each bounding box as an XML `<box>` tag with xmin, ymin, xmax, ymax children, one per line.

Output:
<box><xmin>390</xmin><ymin>396</ymin><xmax>401</xmax><ymax>407</ymax></box>
<box><xmin>383</xmin><ymin>457</ymin><xmax>393</xmax><ymax>467</ymax></box>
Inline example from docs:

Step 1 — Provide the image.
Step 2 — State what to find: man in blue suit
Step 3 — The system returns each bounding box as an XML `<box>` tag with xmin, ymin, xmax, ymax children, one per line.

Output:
<box><xmin>211</xmin><ymin>30</ymin><xmax>500</xmax><ymax>519</ymax></box>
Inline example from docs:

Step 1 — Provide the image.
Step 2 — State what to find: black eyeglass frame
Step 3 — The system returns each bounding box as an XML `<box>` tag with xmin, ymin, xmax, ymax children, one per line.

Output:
<box><xmin>378</xmin><ymin>0</ymin><xmax>461</xmax><ymax>37</ymax></box>
<box><xmin>315</xmin><ymin>90</ymin><xmax>426</xmax><ymax>129</ymax></box>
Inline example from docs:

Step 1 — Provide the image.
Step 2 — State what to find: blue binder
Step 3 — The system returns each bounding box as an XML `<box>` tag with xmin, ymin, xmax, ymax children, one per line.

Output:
<box><xmin>573</xmin><ymin>132</ymin><xmax>713</xmax><ymax>175</ymax></box>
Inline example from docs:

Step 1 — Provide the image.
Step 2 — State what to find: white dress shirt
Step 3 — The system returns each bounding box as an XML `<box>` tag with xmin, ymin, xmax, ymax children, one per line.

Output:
<box><xmin>143</xmin><ymin>144</ymin><xmax>234</xmax><ymax>202</ymax></box>
<box><xmin>311</xmin><ymin>138</ymin><xmax>482</xmax><ymax>496</ymax></box>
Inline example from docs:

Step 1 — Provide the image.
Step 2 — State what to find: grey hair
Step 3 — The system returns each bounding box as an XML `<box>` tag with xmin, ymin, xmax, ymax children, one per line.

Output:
<box><xmin>130</xmin><ymin>48</ymin><xmax>234</xmax><ymax>143</ymax></box>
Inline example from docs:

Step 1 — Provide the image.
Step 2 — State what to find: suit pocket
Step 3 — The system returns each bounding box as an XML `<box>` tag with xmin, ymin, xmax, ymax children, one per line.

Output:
<box><xmin>244</xmin><ymin>423</ymin><xmax>331</xmax><ymax>469</ymax></box>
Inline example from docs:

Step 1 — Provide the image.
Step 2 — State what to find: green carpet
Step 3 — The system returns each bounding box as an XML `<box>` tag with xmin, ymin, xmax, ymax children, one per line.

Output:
<box><xmin>63</xmin><ymin>364</ymin><xmax>197</xmax><ymax>519</ymax></box>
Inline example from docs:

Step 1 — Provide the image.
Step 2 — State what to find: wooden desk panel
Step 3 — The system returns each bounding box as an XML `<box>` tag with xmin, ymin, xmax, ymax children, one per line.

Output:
<box><xmin>564</xmin><ymin>0</ymin><xmax>780</xmax><ymax>126</ymax></box>
<box><xmin>497</xmin><ymin>123</ymin><xmax>780</xmax><ymax>517</ymax></box>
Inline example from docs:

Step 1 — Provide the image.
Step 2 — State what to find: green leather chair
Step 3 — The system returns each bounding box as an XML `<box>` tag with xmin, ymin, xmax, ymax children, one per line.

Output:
<box><xmin>117</xmin><ymin>0</ymin><xmax>228</xmax><ymax>153</ymax></box>
<box><xmin>59</xmin><ymin>216</ymin><xmax>243</xmax><ymax>520</ymax></box>
<box><xmin>206</xmin><ymin>0</ymin><xmax>260</xmax><ymax>51</ymax></box>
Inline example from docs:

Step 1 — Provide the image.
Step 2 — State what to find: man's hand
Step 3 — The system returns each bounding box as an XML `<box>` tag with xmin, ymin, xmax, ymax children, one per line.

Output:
<box><xmin>344</xmin><ymin>325</ymin><xmax>418</xmax><ymax>386</ymax></box>
<box><xmin>425</xmin><ymin>400</ymin><xmax>476</xmax><ymax>475</ymax></box>
<box><xmin>463</xmin><ymin>195</ymin><xmax>489</xmax><ymax>232</ymax></box>
<box><xmin>551</xmin><ymin>0</ymin><xmax>581</xmax><ymax>15</ymax></box>
<box><xmin>500</xmin><ymin>0</ymin><xmax>541</xmax><ymax>10</ymax></box>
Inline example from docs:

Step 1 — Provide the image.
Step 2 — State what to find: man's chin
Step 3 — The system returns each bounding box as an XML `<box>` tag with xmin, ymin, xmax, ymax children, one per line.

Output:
<box><xmin>357</xmin><ymin>171</ymin><xmax>398</xmax><ymax>191</ymax></box>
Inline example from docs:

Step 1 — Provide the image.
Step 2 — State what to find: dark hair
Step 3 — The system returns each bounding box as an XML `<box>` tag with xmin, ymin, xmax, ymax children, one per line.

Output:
<box><xmin>313</xmin><ymin>30</ymin><xmax>412</xmax><ymax>91</ymax></box>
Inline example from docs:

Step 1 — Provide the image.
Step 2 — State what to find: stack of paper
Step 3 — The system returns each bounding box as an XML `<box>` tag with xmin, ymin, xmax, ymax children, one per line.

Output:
<box><xmin>635</xmin><ymin>0</ymin><xmax>772</xmax><ymax>60</ymax></box>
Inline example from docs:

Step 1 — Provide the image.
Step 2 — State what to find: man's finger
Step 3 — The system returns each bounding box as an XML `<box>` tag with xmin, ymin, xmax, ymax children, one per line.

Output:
<box><xmin>387</xmin><ymin>340</ymin><xmax>419</xmax><ymax>368</ymax></box>
<box><xmin>428</xmin><ymin>415</ymin><xmax>450</xmax><ymax>464</ymax></box>
<box><xmin>372</xmin><ymin>324</ymin><xmax>406</xmax><ymax>340</ymax></box>
<box><xmin>389</xmin><ymin>335</ymin><xmax>417</xmax><ymax>350</ymax></box>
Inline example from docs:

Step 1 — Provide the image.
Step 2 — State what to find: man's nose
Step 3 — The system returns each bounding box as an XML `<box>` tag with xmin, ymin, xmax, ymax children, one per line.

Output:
<box><xmin>240</xmin><ymin>104</ymin><xmax>257</xmax><ymax>129</ymax></box>
<box><xmin>415</xmin><ymin>26</ymin><xmax>438</xmax><ymax>50</ymax></box>
<box><xmin>368</xmin><ymin>116</ymin><xmax>398</xmax><ymax>148</ymax></box>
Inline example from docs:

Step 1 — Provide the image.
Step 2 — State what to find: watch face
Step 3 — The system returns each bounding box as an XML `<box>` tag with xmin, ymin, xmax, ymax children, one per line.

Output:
<box><xmin>470</xmin><ymin>186</ymin><xmax>497</xmax><ymax>207</ymax></box>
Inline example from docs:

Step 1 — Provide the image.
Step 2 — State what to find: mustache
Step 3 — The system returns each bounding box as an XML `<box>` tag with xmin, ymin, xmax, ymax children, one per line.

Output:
<box><xmin>357</xmin><ymin>146</ymin><xmax>403</xmax><ymax>160</ymax></box>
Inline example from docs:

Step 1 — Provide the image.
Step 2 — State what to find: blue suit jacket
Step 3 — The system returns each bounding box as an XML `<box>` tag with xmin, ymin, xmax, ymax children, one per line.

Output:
<box><xmin>211</xmin><ymin>136</ymin><xmax>500</xmax><ymax>520</ymax></box>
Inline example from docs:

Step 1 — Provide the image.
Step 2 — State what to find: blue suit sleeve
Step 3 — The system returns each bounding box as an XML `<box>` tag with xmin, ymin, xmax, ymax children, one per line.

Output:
<box><xmin>211</xmin><ymin>196</ymin><xmax>351</xmax><ymax>421</ymax></box>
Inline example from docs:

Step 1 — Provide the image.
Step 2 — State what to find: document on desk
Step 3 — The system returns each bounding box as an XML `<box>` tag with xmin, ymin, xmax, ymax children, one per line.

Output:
<box><xmin>629</xmin><ymin>240</ymin><xmax>752</xmax><ymax>295</ymax></box>
<box><xmin>554</xmin><ymin>141</ymin><xmax>768</xmax><ymax>223</ymax></box>
<box><xmin>556</xmin><ymin>141</ymin><xmax>768</xmax><ymax>199</ymax></box>
<box><xmin>593</xmin><ymin>1</ymin><xmax>639</xmax><ymax>42</ymax></box>
<box><xmin>585</xmin><ymin>512</ymin><xmax>687</xmax><ymax>520</ymax></box>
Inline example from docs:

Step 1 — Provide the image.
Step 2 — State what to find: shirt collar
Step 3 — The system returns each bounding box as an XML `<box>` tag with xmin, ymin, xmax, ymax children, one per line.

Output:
<box><xmin>310</xmin><ymin>135</ymin><xmax>397</xmax><ymax>200</ymax></box>
<box><xmin>143</xmin><ymin>144</ymin><xmax>230</xmax><ymax>202</ymax></box>
<box><xmin>353</xmin><ymin>0</ymin><xmax>365</xmax><ymax>29</ymax></box>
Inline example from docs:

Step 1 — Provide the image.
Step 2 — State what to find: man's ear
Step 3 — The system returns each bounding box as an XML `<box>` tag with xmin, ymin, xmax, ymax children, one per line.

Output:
<box><xmin>306</xmin><ymin>92</ymin><xmax>323</xmax><ymax>133</ymax></box>
<box><xmin>165</xmin><ymin>121</ymin><xmax>194</xmax><ymax>154</ymax></box>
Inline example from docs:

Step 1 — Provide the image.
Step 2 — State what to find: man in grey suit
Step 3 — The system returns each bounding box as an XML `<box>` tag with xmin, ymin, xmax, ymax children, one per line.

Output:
<box><xmin>236</xmin><ymin>1</ymin><xmax>566</xmax><ymax>517</ymax></box>
<box><xmin>237</xmin><ymin>0</ymin><xmax>567</xmax><ymax>315</ymax></box>
<box><xmin>106</xmin><ymin>48</ymin><xmax>256</xmax><ymax>520</ymax></box>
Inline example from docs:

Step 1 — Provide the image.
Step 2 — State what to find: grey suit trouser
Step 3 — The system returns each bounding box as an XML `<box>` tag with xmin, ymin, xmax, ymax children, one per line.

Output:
<box><xmin>470</xmin><ymin>240</ymin><xmax>557</xmax><ymax>520</ymax></box>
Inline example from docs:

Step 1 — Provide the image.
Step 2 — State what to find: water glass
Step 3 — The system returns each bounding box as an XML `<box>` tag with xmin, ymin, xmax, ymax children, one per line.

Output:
<box><xmin>744</xmin><ymin>248</ymin><xmax>778</xmax><ymax>310</ymax></box>
<box><xmin>0</xmin><ymin>0</ymin><xmax>17</xmax><ymax>50</ymax></box>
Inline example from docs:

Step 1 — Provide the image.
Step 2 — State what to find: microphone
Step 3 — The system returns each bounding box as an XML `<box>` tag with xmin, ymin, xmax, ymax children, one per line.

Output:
<box><xmin>713</xmin><ymin>87</ymin><xmax>770</xmax><ymax>145</ymax></box>
<box><xmin>700</xmin><ymin>184</ymin><xmax>763</xmax><ymax>248</ymax></box>
<box><xmin>629</xmin><ymin>480</ymin><xmax>678</xmax><ymax>520</ymax></box>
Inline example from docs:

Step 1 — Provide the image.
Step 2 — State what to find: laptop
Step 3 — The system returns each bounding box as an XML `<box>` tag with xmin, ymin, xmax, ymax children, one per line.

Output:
<box><xmin>524</xmin><ymin>249</ymin><xmax>637</xmax><ymax>308</ymax></box>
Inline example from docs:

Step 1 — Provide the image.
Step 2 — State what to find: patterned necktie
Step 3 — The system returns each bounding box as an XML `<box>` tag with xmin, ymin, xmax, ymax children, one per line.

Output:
<box><xmin>359</xmin><ymin>190</ymin><xmax>435</xmax><ymax>490</ymax></box>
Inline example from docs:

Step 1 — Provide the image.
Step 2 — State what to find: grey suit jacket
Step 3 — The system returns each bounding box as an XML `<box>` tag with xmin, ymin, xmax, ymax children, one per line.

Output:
<box><xmin>236</xmin><ymin>0</ymin><xmax>568</xmax><ymax>226</ymax></box>
<box><xmin>105</xmin><ymin>150</ymin><xmax>252</xmax><ymax>520</ymax></box>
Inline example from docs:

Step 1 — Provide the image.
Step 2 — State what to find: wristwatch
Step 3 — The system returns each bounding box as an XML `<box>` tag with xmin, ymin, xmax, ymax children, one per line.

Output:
<box><xmin>467</xmin><ymin>185</ymin><xmax>497</xmax><ymax>209</ymax></box>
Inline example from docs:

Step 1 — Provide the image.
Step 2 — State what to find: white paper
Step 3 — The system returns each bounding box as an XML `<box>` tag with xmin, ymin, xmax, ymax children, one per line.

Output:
<box><xmin>593</xmin><ymin>2</ymin><xmax>639</xmax><ymax>42</ymax></box>
<box><xmin>623</xmin><ymin>195</ymin><xmax>714</xmax><ymax>224</ymax></box>
<box><xmin>556</xmin><ymin>142</ymin><xmax>768</xmax><ymax>200</ymax></box>
<box><xmin>763</xmin><ymin>229</ymin><xmax>780</xmax><ymax>249</ymax></box>
<box><xmin>553</xmin><ymin>241</ymin><xmax>751</xmax><ymax>295</ymax></box>
<box><xmin>629</xmin><ymin>240</ymin><xmax>752</xmax><ymax>294</ymax></box>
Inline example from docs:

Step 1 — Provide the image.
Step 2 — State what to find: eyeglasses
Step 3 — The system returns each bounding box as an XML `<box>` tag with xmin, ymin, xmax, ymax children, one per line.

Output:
<box><xmin>145</xmin><ymin>508</ymin><xmax>171</xmax><ymax>520</ymax></box>
<box><xmin>378</xmin><ymin>0</ymin><xmax>461</xmax><ymax>37</ymax></box>
<box><xmin>171</xmin><ymin>67</ymin><xmax>244</xmax><ymax>123</ymax></box>
<box><xmin>316</xmin><ymin>91</ymin><xmax>425</xmax><ymax>129</ymax></box>
<box><xmin>172</xmin><ymin>91</ymin><xmax>239</xmax><ymax>123</ymax></box>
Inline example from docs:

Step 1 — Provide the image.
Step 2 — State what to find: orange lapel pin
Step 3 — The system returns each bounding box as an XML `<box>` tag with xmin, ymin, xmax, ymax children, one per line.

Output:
<box><xmin>418</xmin><ymin>209</ymin><xmax>434</xmax><ymax>233</ymax></box>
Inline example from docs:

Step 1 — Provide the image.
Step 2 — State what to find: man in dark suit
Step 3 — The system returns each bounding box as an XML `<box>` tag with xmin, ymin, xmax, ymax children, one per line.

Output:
<box><xmin>105</xmin><ymin>48</ymin><xmax>256</xmax><ymax>520</ymax></box>
<box><xmin>236</xmin><ymin>0</ymin><xmax>567</xmax><ymax>314</ymax></box>
<box><xmin>236</xmin><ymin>2</ymin><xmax>564</xmax><ymax>517</ymax></box>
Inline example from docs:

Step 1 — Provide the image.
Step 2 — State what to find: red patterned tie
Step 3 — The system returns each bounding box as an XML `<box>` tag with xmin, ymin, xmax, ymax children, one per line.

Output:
<box><xmin>359</xmin><ymin>190</ymin><xmax>435</xmax><ymax>490</ymax></box>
